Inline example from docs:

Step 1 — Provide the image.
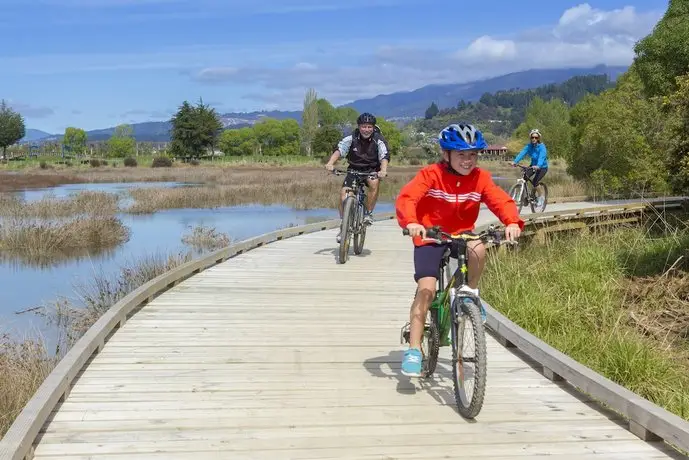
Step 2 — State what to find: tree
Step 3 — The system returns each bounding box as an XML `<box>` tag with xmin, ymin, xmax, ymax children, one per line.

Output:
<box><xmin>376</xmin><ymin>117</ymin><xmax>403</xmax><ymax>156</ymax></box>
<box><xmin>424</xmin><ymin>102</ymin><xmax>439</xmax><ymax>119</ymax></box>
<box><xmin>63</xmin><ymin>127</ymin><xmax>88</xmax><ymax>156</ymax></box>
<box><xmin>107</xmin><ymin>124</ymin><xmax>136</xmax><ymax>158</ymax></box>
<box><xmin>512</xmin><ymin>97</ymin><xmax>573</xmax><ymax>161</ymax></box>
<box><xmin>169</xmin><ymin>99</ymin><xmax>223</xmax><ymax>159</ymax></box>
<box><xmin>633</xmin><ymin>0</ymin><xmax>689</xmax><ymax>98</ymax></box>
<box><xmin>0</xmin><ymin>100</ymin><xmax>26</xmax><ymax>159</ymax></box>
<box><xmin>664</xmin><ymin>73</ymin><xmax>689</xmax><ymax>193</ymax></box>
<box><xmin>252</xmin><ymin>118</ymin><xmax>300</xmax><ymax>156</ymax></box>
<box><xmin>218</xmin><ymin>127</ymin><xmax>257</xmax><ymax>156</ymax></box>
<box><xmin>312</xmin><ymin>125</ymin><xmax>342</xmax><ymax>156</ymax></box>
<box><xmin>301</xmin><ymin>88</ymin><xmax>319</xmax><ymax>156</ymax></box>
<box><xmin>567</xmin><ymin>69</ymin><xmax>669</xmax><ymax>193</ymax></box>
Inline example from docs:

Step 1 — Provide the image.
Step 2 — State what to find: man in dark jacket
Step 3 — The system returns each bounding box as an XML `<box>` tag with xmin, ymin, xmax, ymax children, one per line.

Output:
<box><xmin>325</xmin><ymin>112</ymin><xmax>390</xmax><ymax>242</ymax></box>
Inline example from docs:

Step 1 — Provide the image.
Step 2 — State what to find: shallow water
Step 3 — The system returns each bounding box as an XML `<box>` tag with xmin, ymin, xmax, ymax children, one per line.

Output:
<box><xmin>0</xmin><ymin>181</ymin><xmax>395</xmax><ymax>349</ymax></box>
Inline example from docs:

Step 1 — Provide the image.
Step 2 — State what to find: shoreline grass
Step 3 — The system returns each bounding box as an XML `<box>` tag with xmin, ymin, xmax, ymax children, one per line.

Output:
<box><xmin>482</xmin><ymin>220</ymin><xmax>689</xmax><ymax>420</ymax></box>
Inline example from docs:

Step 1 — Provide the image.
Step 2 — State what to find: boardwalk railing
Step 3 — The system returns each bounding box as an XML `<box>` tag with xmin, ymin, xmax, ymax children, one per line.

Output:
<box><xmin>1</xmin><ymin>196</ymin><xmax>688</xmax><ymax>460</ymax></box>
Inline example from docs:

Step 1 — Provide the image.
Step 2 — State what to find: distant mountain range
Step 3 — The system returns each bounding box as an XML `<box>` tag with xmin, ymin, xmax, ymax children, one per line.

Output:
<box><xmin>23</xmin><ymin>64</ymin><xmax>627</xmax><ymax>144</ymax></box>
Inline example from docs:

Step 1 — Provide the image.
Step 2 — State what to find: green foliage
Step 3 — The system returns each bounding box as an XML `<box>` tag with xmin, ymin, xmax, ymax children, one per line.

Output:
<box><xmin>634</xmin><ymin>0</ymin><xmax>689</xmax><ymax>98</ymax></box>
<box><xmin>376</xmin><ymin>117</ymin><xmax>402</xmax><ymax>156</ymax></box>
<box><xmin>169</xmin><ymin>99</ymin><xmax>223</xmax><ymax>159</ymax></box>
<box><xmin>568</xmin><ymin>69</ymin><xmax>669</xmax><ymax>193</ymax></box>
<box><xmin>63</xmin><ymin>127</ymin><xmax>87</xmax><ymax>156</ymax></box>
<box><xmin>107</xmin><ymin>124</ymin><xmax>136</xmax><ymax>158</ymax></box>
<box><xmin>0</xmin><ymin>100</ymin><xmax>26</xmax><ymax>157</ymax></box>
<box><xmin>312</xmin><ymin>125</ymin><xmax>342</xmax><ymax>157</ymax></box>
<box><xmin>512</xmin><ymin>97</ymin><xmax>573</xmax><ymax>160</ymax></box>
<box><xmin>664</xmin><ymin>73</ymin><xmax>689</xmax><ymax>193</ymax></box>
<box><xmin>412</xmin><ymin>74</ymin><xmax>615</xmax><ymax>138</ymax></box>
<box><xmin>252</xmin><ymin>118</ymin><xmax>300</xmax><ymax>156</ymax></box>
<box><xmin>218</xmin><ymin>127</ymin><xmax>257</xmax><ymax>156</ymax></box>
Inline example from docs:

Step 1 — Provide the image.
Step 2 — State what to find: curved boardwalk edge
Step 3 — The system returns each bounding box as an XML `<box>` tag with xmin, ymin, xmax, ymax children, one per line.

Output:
<box><xmin>0</xmin><ymin>196</ymin><xmax>687</xmax><ymax>459</ymax></box>
<box><xmin>0</xmin><ymin>213</ymin><xmax>396</xmax><ymax>460</ymax></box>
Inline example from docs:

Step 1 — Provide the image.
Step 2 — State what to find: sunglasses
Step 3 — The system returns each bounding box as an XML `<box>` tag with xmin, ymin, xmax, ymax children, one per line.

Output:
<box><xmin>531</xmin><ymin>136</ymin><xmax>539</xmax><ymax>140</ymax></box>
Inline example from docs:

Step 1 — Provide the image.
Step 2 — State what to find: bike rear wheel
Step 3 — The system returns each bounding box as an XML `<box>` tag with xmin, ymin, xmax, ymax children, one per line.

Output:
<box><xmin>422</xmin><ymin>307</ymin><xmax>440</xmax><ymax>377</ymax></box>
<box><xmin>353</xmin><ymin>202</ymin><xmax>367</xmax><ymax>255</ymax></box>
<box><xmin>338</xmin><ymin>196</ymin><xmax>355</xmax><ymax>264</ymax></box>
<box><xmin>530</xmin><ymin>182</ymin><xmax>548</xmax><ymax>213</ymax></box>
<box><xmin>508</xmin><ymin>183</ymin><xmax>525</xmax><ymax>213</ymax></box>
<box><xmin>451</xmin><ymin>297</ymin><xmax>487</xmax><ymax>419</ymax></box>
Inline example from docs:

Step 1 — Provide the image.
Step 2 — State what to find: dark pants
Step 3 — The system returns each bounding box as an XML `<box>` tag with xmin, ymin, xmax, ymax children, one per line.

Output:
<box><xmin>525</xmin><ymin>167</ymin><xmax>548</xmax><ymax>188</ymax></box>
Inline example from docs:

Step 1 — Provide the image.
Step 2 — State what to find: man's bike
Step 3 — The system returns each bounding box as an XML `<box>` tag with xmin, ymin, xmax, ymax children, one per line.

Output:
<box><xmin>400</xmin><ymin>225</ymin><xmax>516</xmax><ymax>419</ymax></box>
<box><xmin>332</xmin><ymin>169</ymin><xmax>378</xmax><ymax>264</ymax></box>
<box><xmin>508</xmin><ymin>164</ymin><xmax>548</xmax><ymax>213</ymax></box>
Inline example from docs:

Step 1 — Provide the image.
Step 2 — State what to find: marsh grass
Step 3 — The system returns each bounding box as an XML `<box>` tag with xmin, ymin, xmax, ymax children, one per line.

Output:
<box><xmin>0</xmin><ymin>333</ymin><xmax>57</xmax><ymax>438</ymax></box>
<box><xmin>181</xmin><ymin>225</ymin><xmax>231</xmax><ymax>252</ymax></box>
<box><xmin>482</xmin><ymin>215</ymin><xmax>689</xmax><ymax>419</ymax></box>
<box><xmin>0</xmin><ymin>191</ymin><xmax>119</xmax><ymax>218</ymax></box>
<box><xmin>0</xmin><ymin>216</ymin><xmax>130</xmax><ymax>267</ymax></box>
<box><xmin>0</xmin><ymin>192</ymin><xmax>128</xmax><ymax>266</ymax></box>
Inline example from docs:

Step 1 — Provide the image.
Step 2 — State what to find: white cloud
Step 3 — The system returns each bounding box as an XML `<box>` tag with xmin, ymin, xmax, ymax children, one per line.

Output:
<box><xmin>464</xmin><ymin>36</ymin><xmax>517</xmax><ymax>60</ymax></box>
<box><xmin>187</xmin><ymin>3</ymin><xmax>662</xmax><ymax>108</ymax></box>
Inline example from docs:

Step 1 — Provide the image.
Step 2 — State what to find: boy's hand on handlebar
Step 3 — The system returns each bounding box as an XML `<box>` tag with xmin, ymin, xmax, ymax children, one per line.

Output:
<box><xmin>325</xmin><ymin>163</ymin><xmax>334</xmax><ymax>172</ymax></box>
<box><xmin>405</xmin><ymin>223</ymin><xmax>426</xmax><ymax>238</ymax></box>
<box><xmin>504</xmin><ymin>223</ymin><xmax>521</xmax><ymax>242</ymax></box>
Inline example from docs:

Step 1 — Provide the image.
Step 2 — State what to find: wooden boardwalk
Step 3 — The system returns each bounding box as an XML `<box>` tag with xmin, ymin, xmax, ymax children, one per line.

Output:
<box><xmin>29</xmin><ymin>202</ymin><xmax>684</xmax><ymax>459</ymax></box>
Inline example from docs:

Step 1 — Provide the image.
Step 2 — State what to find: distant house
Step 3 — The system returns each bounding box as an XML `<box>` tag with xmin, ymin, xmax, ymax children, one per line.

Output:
<box><xmin>482</xmin><ymin>144</ymin><xmax>508</xmax><ymax>156</ymax></box>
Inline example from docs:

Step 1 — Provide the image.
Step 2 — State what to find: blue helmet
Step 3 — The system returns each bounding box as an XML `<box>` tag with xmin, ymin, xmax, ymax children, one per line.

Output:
<box><xmin>438</xmin><ymin>123</ymin><xmax>487</xmax><ymax>151</ymax></box>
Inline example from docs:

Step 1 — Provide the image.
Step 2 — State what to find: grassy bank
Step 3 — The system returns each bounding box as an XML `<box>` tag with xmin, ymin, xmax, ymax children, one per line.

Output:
<box><xmin>482</xmin><ymin>221</ymin><xmax>689</xmax><ymax>420</ymax></box>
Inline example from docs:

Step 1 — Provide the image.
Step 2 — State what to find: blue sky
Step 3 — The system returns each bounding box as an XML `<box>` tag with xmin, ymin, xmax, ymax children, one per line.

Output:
<box><xmin>0</xmin><ymin>0</ymin><xmax>668</xmax><ymax>133</ymax></box>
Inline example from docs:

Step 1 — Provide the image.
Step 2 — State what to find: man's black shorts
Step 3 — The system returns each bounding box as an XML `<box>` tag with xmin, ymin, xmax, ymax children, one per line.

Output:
<box><xmin>342</xmin><ymin>169</ymin><xmax>377</xmax><ymax>190</ymax></box>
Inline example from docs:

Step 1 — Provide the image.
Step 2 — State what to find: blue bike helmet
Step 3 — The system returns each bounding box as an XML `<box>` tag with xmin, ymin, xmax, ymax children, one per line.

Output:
<box><xmin>438</xmin><ymin>123</ymin><xmax>487</xmax><ymax>151</ymax></box>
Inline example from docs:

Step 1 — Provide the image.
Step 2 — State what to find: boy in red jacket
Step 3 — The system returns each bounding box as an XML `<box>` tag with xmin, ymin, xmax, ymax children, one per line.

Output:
<box><xmin>395</xmin><ymin>123</ymin><xmax>524</xmax><ymax>377</ymax></box>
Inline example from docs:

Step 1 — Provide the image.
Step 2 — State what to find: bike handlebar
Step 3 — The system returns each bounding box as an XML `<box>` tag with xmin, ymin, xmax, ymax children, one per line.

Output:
<box><xmin>402</xmin><ymin>224</ymin><xmax>518</xmax><ymax>246</ymax></box>
<box><xmin>331</xmin><ymin>169</ymin><xmax>380</xmax><ymax>179</ymax></box>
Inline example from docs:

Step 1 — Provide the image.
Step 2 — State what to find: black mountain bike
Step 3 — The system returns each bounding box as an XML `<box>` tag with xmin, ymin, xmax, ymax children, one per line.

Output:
<box><xmin>332</xmin><ymin>169</ymin><xmax>378</xmax><ymax>264</ymax></box>
<box><xmin>508</xmin><ymin>164</ymin><xmax>548</xmax><ymax>213</ymax></box>
<box><xmin>401</xmin><ymin>224</ymin><xmax>516</xmax><ymax>418</ymax></box>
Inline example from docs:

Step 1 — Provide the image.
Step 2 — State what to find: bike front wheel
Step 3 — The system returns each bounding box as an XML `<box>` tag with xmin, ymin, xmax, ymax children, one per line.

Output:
<box><xmin>508</xmin><ymin>183</ymin><xmax>525</xmax><ymax>214</ymax></box>
<box><xmin>450</xmin><ymin>297</ymin><xmax>487</xmax><ymax>419</ymax></box>
<box><xmin>338</xmin><ymin>196</ymin><xmax>355</xmax><ymax>264</ymax></box>
<box><xmin>353</xmin><ymin>203</ymin><xmax>367</xmax><ymax>255</ymax></box>
<box><xmin>422</xmin><ymin>307</ymin><xmax>440</xmax><ymax>377</ymax></box>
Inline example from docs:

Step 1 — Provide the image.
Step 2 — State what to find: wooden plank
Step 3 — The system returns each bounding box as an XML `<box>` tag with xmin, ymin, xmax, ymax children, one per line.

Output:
<box><xmin>7</xmin><ymin>200</ymin><xmax>689</xmax><ymax>460</ymax></box>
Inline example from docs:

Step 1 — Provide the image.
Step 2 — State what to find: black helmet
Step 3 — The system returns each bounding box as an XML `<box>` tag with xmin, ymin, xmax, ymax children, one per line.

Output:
<box><xmin>357</xmin><ymin>112</ymin><xmax>376</xmax><ymax>125</ymax></box>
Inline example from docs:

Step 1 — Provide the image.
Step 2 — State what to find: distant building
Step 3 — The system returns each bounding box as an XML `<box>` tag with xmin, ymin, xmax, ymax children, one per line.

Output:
<box><xmin>481</xmin><ymin>144</ymin><xmax>508</xmax><ymax>156</ymax></box>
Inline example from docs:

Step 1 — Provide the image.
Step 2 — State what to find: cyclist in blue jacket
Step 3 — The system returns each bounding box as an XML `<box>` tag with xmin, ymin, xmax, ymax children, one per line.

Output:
<box><xmin>511</xmin><ymin>128</ymin><xmax>548</xmax><ymax>196</ymax></box>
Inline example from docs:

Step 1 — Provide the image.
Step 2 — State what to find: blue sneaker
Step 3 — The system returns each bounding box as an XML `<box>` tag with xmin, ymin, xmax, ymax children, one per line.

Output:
<box><xmin>401</xmin><ymin>348</ymin><xmax>423</xmax><ymax>377</ymax></box>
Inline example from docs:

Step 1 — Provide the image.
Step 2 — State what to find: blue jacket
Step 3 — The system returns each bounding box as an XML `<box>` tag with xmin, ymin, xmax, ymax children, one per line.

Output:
<box><xmin>514</xmin><ymin>143</ymin><xmax>548</xmax><ymax>169</ymax></box>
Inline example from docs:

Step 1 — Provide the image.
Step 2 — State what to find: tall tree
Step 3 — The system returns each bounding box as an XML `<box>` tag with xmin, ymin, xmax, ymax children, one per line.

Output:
<box><xmin>301</xmin><ymin>88</ymin><xmax>319</xmax><ymax>156</ymax></box>
<box><xmin>0</xmin><ymin>100</ymin><xmax>26</xmax><ymax>159</ymax></box>
<box><xmin>634</xmin><ymin>0</ymin><xmax>689</xmax><ymax>98</ymax></box>
<box><xmin>107</xmin><ymin>124</ymin><xmax>136</xmax><ymax>158</ymax></box>
<box><xmin>63</xmin><ymin>127</ymin><xmax>88</xmax><ymax>156</ymax></box>
<box><xmin>169</xmin><ymin>98</ymin><xmax>223</xmax><ymax>159</ymax></box>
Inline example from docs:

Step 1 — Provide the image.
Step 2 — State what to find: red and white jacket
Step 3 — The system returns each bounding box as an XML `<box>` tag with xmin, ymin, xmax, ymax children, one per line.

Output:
<box><xmin>395</xmin><ymin>163</ymin><xmax>524</xmax><ymax>247</ymax></box>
